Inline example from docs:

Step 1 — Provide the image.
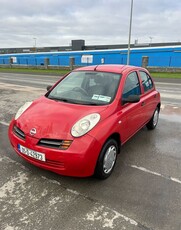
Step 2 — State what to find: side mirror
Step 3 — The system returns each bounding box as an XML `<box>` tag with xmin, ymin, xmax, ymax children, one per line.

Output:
<box><xmin>122</xmin><ymin>95</ymin><xmax>140</xmax><ymax>105</ymax></box>
<box><xmin>46</xmin><ymin>85</ymin><xmax>52</xmax><ymax>91</ymax></box>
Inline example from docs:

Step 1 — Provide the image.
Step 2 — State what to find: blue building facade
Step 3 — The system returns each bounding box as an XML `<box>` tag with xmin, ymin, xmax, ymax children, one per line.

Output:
<box><xmin>0</xmin><ymin>45</ymin><xmax>181</xmax><ymax>67</ymax></box>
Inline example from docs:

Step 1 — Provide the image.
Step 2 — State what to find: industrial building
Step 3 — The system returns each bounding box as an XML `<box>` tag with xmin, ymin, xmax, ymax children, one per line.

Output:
<box><xmin>0</xmin><ymin>40</ymin><xmax>181</xmax><ymax>67</ymax></box>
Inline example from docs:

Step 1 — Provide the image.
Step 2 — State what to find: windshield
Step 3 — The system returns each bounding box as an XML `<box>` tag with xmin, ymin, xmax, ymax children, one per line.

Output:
<box><xmin>47</xmin><ymin>71</ymin><xmax>121</xmax><ymax>105</ymax></box>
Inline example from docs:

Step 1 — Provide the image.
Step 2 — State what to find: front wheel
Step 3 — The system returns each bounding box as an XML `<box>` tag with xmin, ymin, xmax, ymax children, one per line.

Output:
<box><xmin>146</xmin><ymin>107</ymin><xmax>159</xmax><ymax>130</ymax></box>
<box><xmin>94</xmin><ymin>139</ymin><xmax>118</xmax><ymax>179</ymax></box>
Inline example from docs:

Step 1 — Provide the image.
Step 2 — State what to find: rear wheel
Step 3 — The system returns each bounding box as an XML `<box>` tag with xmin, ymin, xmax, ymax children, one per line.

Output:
<box><xmin>94</xmin><ymin>139</ymin><xmax>118</xmax><ymax>179</ymax></box>
<box><xmin>146</xmin><ymin>107</ymin><xmax>159</xmax><ymax>130</ymax></box>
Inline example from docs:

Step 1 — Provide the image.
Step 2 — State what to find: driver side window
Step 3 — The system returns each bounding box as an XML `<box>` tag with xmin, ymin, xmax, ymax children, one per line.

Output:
<box><xmin>122</xmin><ymin>72</ymin><xmax>141</xmax><ymax>99</ymax></box>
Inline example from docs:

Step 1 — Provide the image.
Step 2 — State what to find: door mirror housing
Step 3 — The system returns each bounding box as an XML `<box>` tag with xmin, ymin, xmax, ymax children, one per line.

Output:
<box><xmin>46</xmin><ymin>85</ymin><xmax>52</xmax><ymax>91</ymax></box>
<box><xmin>122</xmin><ymin>95</ymin><xmax>140</xmax><ymax>105</ymax></box>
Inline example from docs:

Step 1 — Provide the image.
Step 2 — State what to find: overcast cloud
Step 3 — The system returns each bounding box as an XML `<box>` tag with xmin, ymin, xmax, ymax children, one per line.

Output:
<box><xmin>0</xmin><ymin>0</ymin><xmax>181</xmax><ymax>48</ymax></box>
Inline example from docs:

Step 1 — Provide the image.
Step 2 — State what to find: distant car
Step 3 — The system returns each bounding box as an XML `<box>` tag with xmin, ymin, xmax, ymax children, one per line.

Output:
<box><xmin>9</xmin><ymin>65</ymin><xmax>161</xmax><ymax>179</ymax></box>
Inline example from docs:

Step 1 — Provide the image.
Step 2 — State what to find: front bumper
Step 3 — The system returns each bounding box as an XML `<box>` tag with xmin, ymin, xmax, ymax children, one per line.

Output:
<box><xmin>8</xmin><ymin>120</ymin><xmax>102</xmax><ymax>177</ymax></box>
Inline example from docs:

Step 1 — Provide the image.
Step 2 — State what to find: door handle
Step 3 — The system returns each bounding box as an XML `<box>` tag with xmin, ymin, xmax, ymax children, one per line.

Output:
<box><xmin>141</xmin><ymin>101</ymin><xmax>145</xmax><ymax>106</ymax></box>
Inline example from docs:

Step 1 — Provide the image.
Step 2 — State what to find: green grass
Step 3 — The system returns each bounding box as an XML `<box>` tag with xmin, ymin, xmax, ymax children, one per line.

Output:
<box><xmin>150</xmin><ymin>72</ymin><xmax>181</xmax><ymax>79</ymax></box>
<box><xmin>0</xmin><ymin>67</ymin><xmax>69</xmax><ymax>75</ymax></box>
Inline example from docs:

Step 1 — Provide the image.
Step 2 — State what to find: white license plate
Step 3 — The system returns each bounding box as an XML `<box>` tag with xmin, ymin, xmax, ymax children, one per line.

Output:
<box><xmin>18</xmin><ymin>144</ymin><xmax>46</xmax><ymax>162</ymax></box>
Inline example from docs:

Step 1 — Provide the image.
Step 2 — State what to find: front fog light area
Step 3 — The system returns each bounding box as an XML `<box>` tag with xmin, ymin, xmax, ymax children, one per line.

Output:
<box><xmin>71</xmin><ymin>113</ymin><xmax>100</xmax><ymax>137</ymax></box>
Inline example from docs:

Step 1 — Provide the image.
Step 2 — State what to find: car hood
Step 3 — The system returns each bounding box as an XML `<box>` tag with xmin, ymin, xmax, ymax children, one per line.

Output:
<box><xmin>16</xmin><ymin>96</ymin><xmax>109</xmax><ymax>139</ymax></box>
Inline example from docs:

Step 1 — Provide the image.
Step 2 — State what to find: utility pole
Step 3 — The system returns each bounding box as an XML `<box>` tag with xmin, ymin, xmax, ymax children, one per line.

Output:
<box><xmin>33</xmin><ymin>38</ymin><xmax>37</xmax><ymax>52</ymax></box>
<box><xmin>127</xmin><ymin>0</ymin><xmax>133</xmax><ymax>65</ymax></box>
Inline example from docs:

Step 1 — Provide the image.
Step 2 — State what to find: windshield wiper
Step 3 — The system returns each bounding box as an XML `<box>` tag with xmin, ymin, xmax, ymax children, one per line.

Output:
<box><xmin>48</xmin><ymin>96</ymin><xmax>107</xmax><ymax>105</ymax></box>
<box><xmin>48</xmin><ymin>96</ymin><xmax>80</xmax><ymax>104</ymax></box>
<box><xmin>82</xmin><ymin>102</ymin><xmax>99</xmax><ymax>105</ymax></box>
<box><xmin>81</xmin><ymin>101</ymin><xmax>108</xmax><ymax>105</ymax></box>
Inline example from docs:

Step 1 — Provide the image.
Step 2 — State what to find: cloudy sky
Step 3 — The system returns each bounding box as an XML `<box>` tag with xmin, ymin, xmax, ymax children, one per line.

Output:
<box><xmin>0</xmin><ymin>0</ymin><xmax>181</xmax><ymax>48</ymax></box>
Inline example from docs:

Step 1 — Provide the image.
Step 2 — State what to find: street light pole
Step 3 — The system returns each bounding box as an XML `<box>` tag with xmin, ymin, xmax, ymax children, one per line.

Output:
<box><xmin>149</xmin><ymin>36</ymin><xmax>153</xmax><ymax>46</ymax></box>
<box><xmin>33</xmin><ymin>38</ymin><xmax>37</xmax><ymax>52</ymax></box>
<box><xmin>127</xmin><ymin>0</ymin><xmax>133</xmax><ymax>65</ymax></box>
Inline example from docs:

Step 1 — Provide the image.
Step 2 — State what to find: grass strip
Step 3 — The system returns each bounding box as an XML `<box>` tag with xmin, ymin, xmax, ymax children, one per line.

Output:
<box><xmin>150</xmin><ymin>72</ymin><xmax>181</xmax><ymax>79</ymax></box>
<box><xmin>0</xmin><ymin>67</ymin><xmax>69</xmax><ymax>75</ymax></box>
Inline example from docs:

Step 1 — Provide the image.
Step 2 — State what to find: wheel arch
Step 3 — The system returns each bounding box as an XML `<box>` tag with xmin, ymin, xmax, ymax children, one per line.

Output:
<box><xmin>94</xmin><ymin>133</ymin><xmax>121</xmax><ymax>179</ymax></box>
<box><xmin>157</xmin><ymin>103</ymin><xmax>161</xmax><ymax>112</ymax></box>
<box><xmin>104</xmin><ymin>132</ymin><xmax>121</xmax><ymax>154</ymax></box>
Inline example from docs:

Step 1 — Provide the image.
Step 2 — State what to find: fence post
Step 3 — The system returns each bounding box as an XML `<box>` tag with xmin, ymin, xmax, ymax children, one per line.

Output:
<box><xmin>9</xmin><ymin>57</ymin><xmax>13</xmax><ymax>68</ymax></box>
<box><xmin>69</xmin><ymin>57</ymin><xmax>75</xmax><ymax>70</ymax></box>
<box><xmin>142</xmin><ymin>56</ymin><xmax>149</xmax><ymax>68</ymax></box>
<box><xmin>44</xmin><ymin>58</ymin><xmax>50</xmax><ymax>69</ymax></box>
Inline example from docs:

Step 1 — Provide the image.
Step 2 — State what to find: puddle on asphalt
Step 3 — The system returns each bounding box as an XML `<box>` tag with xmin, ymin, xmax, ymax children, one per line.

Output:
<box><xmin>160</xmin><ymin>105</ymin><xmax>181</xmax><ymax>123</ymax></box>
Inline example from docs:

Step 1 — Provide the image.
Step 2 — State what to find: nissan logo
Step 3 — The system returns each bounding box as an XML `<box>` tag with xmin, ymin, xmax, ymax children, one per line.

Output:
<box><xmin>30</xmin><ymin>128</ymin><xmax>36</xmax><ymax>136</ymax></box>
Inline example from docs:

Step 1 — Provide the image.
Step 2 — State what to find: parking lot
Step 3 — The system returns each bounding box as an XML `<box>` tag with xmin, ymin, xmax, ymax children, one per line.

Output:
<box><xmin>0</xmin><ymin>72</ymin><xmax>181</xmax><ymax>230</ymax></box>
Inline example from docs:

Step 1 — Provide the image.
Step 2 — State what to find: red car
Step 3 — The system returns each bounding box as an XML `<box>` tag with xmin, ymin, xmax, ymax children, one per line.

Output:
<box><xmin>9</xmin><ymin>65</ymin><xmax>160</xmax><ymax>179</ymax></box>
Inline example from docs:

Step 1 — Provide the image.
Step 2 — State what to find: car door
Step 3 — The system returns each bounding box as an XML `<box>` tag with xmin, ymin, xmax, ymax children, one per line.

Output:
<box><xmin>120</xmin><ymin>71</ymin><xmax>146</xmax><ymax>142</ymax></box>
<box><xmin>138</xmin><ymin>71</ymin><xmax>157</xmax><ymax>122</ymax></box>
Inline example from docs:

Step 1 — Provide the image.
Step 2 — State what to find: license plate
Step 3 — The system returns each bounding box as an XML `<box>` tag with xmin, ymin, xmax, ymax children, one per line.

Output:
<box><xmin>18</xmin><ymin>144</ymin><xmax>46</xmax><ymax>162</ymax></box>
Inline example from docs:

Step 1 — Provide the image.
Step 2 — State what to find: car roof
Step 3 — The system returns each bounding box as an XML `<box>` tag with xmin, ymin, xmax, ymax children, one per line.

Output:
<box><xmin>74</xmin><ymin>64</ymin><xmax>141</xmax><ymax>74</ymax></box>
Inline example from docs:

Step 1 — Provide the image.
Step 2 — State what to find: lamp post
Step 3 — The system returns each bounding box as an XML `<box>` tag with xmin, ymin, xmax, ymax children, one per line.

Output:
<box><xmin>33</xmin><ymin>37</ymin><xmax>37</xmax><ymax>52</ymax></box>
<box><xmin>127</xmin><ymin>0</ymin><xmax>134</xmax><ymax>65</ymax></box>
<box><xmin>149</xmin><ymin>36</ymin><xmax>153</xmax><ymax>46</ymax></box>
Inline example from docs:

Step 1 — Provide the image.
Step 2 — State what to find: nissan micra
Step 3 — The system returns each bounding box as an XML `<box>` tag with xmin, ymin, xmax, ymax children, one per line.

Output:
<box><xmin>9</xmin><ymin>65</ymin><xmax>161</xmax><ymax>179</ymax></box>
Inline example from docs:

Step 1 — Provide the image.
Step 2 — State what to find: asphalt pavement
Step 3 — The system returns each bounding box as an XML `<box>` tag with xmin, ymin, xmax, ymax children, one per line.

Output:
<box><xmin>0</xmin><ymin>72</ymin><xmax>181</xmax><ymax>230</ymax></box>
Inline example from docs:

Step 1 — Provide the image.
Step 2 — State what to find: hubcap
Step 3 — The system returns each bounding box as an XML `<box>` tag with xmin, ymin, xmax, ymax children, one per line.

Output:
<box><xmin>103</xmin><ymin>145</ymin><xmax>117</xmax><ymax>174</ymax></box>
<box><xmin>153</xmin><ymin>109</ymin><xmax>159</xmax><ymax>126</ymax></box>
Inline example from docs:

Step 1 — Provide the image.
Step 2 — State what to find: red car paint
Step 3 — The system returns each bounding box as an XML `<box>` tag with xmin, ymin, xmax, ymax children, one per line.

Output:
<box><xmin>8</xmin><ymin>65</ymin><xmax>160</xmax><ymax>177</ymax></box>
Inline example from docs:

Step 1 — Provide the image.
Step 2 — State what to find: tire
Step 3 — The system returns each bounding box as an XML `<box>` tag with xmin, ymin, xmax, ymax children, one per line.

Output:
<box><xmin>94</xmin><ymin>139</ymin><xmax>118</xmax><ymax>179</ymax></box>
<box><xmin>146</xmin><ymin>107</ymin><xmax>159</xmax><ymax>130</ymax></box>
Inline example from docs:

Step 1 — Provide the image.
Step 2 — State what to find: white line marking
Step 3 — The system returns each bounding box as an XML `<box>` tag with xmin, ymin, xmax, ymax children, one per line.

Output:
<box><xmin>0</xmin><ymin>121</ymin><xmax>9</xmax><ymax>126</ymax></box>
<box><xmin>0</xmin><ymin>82</ymin><xmax>45</xmax><ymax>92</ymax></box>
<box><xmin>161</xmin><ymin>104</ymin><xmax>165</xmax><ymax>109</ymax></box>
<box><xmin>156</xmin><ymin>82</ymin><xmax>181</xmax><ymax>86</ymax></box>
<box><xmin>130</xmin><ymin>165</ymin><xmax>181</xmax><ymax>185</ymax></box>
<box><xmin>161</xmin><ymin>101</ymin><xmax>181</xmax><ymax>107</ymax></box>
<box><xmin>160</xmin><ymin>93</ymin><xmax>181</xmax><ymax>99</ymax></box>
<box><xmin>170</xmin><ymin>177</ymin><xmax>181</xmax><ymax>184</ymax></box>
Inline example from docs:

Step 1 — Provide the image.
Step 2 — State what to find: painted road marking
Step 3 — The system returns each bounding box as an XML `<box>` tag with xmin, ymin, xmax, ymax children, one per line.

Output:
<box><xmin>0</xmin><ymin>82</ymin><xmax>45</xmax><ymax>92</ymax></box>
<box><xmin>160</xmin><ymin>93</ymin><xmax>181</xmax><ymax>99</ymax></box>
<box><xmin>130</xmin><ymin>165</ymin><xmax>181</xmax><ymax>185</ymax></box>
<box><xmin>0</xmin><ymin>121</ymin><xmax>9</xmax><ymax>126</ymax></box>
<box><xmin>0</xmin><ymin>76</ymin><xmax>54</xmax><ymax>85</ymax></box>
<box><xmin>156</xmin><ymin>82</ymin><xmax>181</xmax><ymax>86</ymax></box>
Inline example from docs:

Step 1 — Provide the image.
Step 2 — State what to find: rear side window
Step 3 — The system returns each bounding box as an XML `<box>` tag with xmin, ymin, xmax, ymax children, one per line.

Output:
<box><xmin>122</xmin><ymin>72</ymin><xmax>141</xmax><ymax>99</ymax></box>
<box><xmin>139</xmin><ymin>71</ymin><xmax>153</xmax><ymax>92</ymax></box>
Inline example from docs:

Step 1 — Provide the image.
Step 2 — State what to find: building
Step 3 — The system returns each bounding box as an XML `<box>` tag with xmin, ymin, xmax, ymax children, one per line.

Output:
<box><xmin>0</xmin><ymin>40</ymin><xmax>181</xmax><ymax>67</ymax></box>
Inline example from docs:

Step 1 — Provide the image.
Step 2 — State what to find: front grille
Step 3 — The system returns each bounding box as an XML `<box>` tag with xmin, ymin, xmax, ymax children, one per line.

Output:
<box><xmin>38</xmin><ymin>139</ymin><xmax>72</xmax><ymax>150</ymax></box>
<box><xmin>13</xmin><ymin>126</ymin><xmax>25</xmax><ymax>140</ymax></box>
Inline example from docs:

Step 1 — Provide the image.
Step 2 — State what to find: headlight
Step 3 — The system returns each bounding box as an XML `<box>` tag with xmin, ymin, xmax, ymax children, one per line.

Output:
<box><xmin>71</xmin><ymin>113</ymin><xmax>100</xmax><ymax>137</ymax></box>
<box><xmin>15</xmin><ymin>102</ymin><xmax>33</xmax><ymax>120</ymax></box>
